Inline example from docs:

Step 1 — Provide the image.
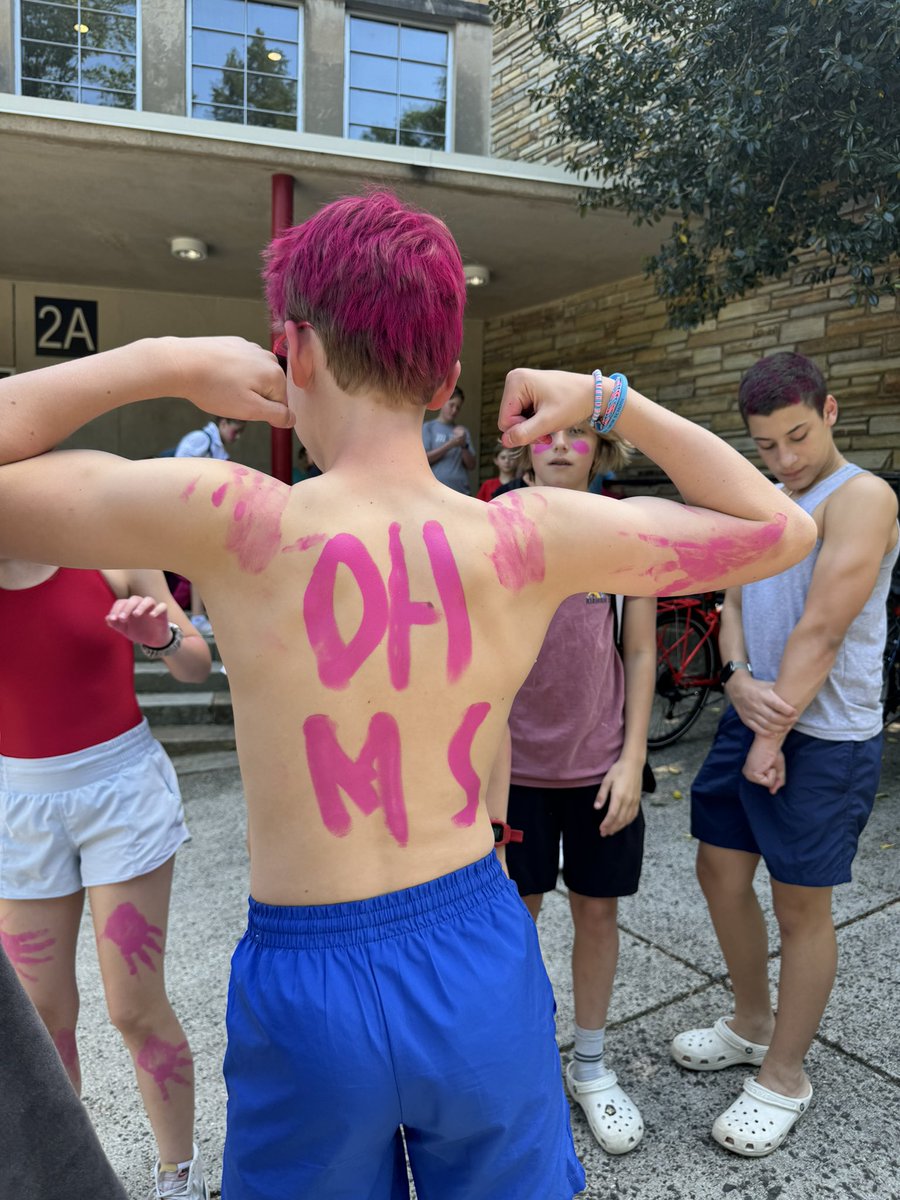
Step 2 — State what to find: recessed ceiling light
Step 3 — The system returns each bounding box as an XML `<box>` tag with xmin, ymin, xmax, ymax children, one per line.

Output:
<box><xmin>463</xmin><ymin>263</ymin><xmax>491</xmax><ymax>288</ymax></box>
<box><xmin>170</xmin><ymin>236</ymin><xmax>208</xmax><ymax>262</ymax></box>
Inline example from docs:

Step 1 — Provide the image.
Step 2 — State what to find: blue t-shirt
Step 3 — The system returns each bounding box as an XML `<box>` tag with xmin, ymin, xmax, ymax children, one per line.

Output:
<box><xmin>422</xmin><ymin>419</ymin><xmax>473</xmax><ymax>494</ymax></box>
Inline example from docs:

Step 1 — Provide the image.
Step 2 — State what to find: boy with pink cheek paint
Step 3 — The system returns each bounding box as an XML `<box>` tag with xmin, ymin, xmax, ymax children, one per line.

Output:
<box><xmin>502</xmin><ymin>426</ymin><xmax>656</xmax><ymax>1155</ymax></box>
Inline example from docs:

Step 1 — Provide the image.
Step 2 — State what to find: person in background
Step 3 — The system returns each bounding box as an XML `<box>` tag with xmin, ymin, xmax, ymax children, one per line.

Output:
<box><xmin>422</xmin><ymin>383</ymin><xmax>476</xmax><ymax>493</ymax></box>
<box><xmin>477</xmin><ymin>442</ymin><xmax>517</xmax><ymax>501</ymax></box>
<box><xmin>174</xmin><ymin>416</ymin><xmax>245</xmax><ymax>635</ymax></box>
<box><xmin>292</xmin><ymin>442</ymin><xmax>322</xmax><ymax>483</ymax></box>
<box><xmin>503</xmin><ymin>426</ymin><xmax>655</xmax><ymax>1156</ymax></box>
<box><xmin>0</xmin><ymin>563</ymin><xmax>212</xmax><ymax>1199</ymax></box>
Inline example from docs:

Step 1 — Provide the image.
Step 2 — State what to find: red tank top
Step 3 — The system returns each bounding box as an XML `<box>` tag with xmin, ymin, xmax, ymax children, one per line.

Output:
<box><xmin>0</xmin><ymin>568</ymin><xmax>142</xmax><ymax>758</ymax></box>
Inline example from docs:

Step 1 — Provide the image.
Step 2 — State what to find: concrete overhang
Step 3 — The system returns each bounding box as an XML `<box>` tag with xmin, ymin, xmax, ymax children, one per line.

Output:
<box><xmin>0</xmin><ymin>94</ymin><xmax>665</xmax><ymax>318</ymax></box>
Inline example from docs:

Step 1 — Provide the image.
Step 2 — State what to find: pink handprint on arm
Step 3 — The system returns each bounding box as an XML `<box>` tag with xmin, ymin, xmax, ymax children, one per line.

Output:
<box><xmin>0</xmin><ymin>924</ymin><xmax>55</xmax><ymax>982</ymax></box>
<box><xmin>101</xmin><ymin>902</ymin><xmax>164</xmax><ymax>975</ymax></box>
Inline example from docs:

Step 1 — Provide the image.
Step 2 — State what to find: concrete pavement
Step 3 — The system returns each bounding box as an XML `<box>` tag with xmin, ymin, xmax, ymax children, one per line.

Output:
<box><xmin>76</xmin><ymin>702</ymin><xmax>900</xmax><ymax>1199</ymax></box>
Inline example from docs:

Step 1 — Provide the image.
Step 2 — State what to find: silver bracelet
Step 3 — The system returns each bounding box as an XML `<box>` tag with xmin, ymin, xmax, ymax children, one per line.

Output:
<box><xmin>140</xmin><ymin>622</ymin><xmax>184</xmax><ymax>660</ymax></box>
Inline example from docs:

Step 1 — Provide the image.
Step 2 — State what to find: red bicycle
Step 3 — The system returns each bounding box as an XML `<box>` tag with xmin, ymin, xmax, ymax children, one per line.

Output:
<box><xmin>649</xmin><ymin>593</ymin><xmax>724</xmax><ymax>748</ymax></box>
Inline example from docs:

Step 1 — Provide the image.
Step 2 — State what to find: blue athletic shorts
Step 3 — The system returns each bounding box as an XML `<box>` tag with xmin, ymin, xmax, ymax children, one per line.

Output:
<box><xmin>691</xmin><ymin>706</ymin><xmax>881</xmax><ymax>886</ymax></box>
<box><xmin>222</xmin><ymin>853</ymin><xmax>586</xmax><ymax>1200</ymax></box>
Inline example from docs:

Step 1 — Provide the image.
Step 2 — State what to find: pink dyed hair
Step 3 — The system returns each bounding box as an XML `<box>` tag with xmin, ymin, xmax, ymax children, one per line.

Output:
<box><xmin>264</xmin><ymin>190</ymin><xmax>466</xmax><ymax>406</ymax></box>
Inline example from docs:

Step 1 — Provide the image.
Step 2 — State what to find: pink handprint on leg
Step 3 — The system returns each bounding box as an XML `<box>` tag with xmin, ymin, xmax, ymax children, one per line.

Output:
<box><xmin>136</xmin><ymin>1035</ymin><xmax>194</xmax><ymax>1102</ymax></box>
<box><xmin>0</xmin><ymin>923</ymin><xmax>55</xmax><ymax>982</ymax></box>
<box><xmin>101</xmin><ymin>902</ymin><xmax>163</xmax><ymax>975</ymax></box>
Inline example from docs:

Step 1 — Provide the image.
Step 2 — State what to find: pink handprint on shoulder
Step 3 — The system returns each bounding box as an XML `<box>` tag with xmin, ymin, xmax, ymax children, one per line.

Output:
<box><xmin>101</xmin><ymin>902</ymin><xmax>163</xmax><ymax>975</ymax></box>
<box><xmin>137</xmin><ymin>1035</ymin><xmax>194</xmax><ymax>1102</ymax></box>
<box><xmin>0</xmin><ymin>923</ymin><xmax>55</xmax><ymax>982</ymax></box>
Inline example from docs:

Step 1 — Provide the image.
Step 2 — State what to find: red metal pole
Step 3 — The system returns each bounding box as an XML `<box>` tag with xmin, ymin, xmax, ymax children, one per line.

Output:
<box><xmin>270</xmin><ymin>172</ymin><xmax>294</xmax><ymax>483</ymax></box>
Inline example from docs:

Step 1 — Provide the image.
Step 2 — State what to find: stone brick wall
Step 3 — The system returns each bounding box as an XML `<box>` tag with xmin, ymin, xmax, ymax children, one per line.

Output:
<box><xmin>491</xmin><ymin>10</ymin><xmax>602</xmax><ymax>163</ymax></box>
<box><xmin>480</xmin><ymin>265</ymin><xmax>900</xmax><ymax>485</ymax></box>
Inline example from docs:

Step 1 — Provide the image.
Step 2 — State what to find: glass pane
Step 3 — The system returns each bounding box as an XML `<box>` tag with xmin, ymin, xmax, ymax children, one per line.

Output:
<box><xmin>192</xmin><ymin>101</ymin><xmax>244</xmax><ymax>123</ymax></box>
<box><xmin>348</xmin><ymin>52</ymin><xmax>396</xmax><ymax>93</ymax></box>
<box><xmin>349</xmin><ymin>17</ymin><xmax>397</xmax><ymax>58</ymax></box>
<box><xmin>81</xmin><ymin>49</ymin><xmax>136</xmax><ymax>90</ymax></box>
<box><xmin>348</xmin><ymin>123</ymin><xmax>397</xmax><ymax>145</ymax></box>
<box><xmin>247</xmin><ymin>107</ymin><xmax>295</xmax><ymax>130</ymax></box>
<box><xmin>398</xmin><ymin>61</ymin><xmax>445</xmax><ymax>101</ymax></box>
<box><xmin>247</xmin><ymin>36</ymin><xmax>296</xmax><ymax>77</ymax></box>
<box><xmin>400</xmin><ymin>26</ymin><xmax>447</xmax><ymax>66</ymax></box>
<box><xmin>247</xmin><ymin>70</ymin><xmax>295</xmax><ymax>113</ymax></box>
<box><xmin>400</xmin><ymin>95</ymin><xmax>444</xmax><ymax>126</ymax></box>
<box><xmin>192</xmin><ymin>64</ymin><xmax>244</xmax><ymax>106</ymax></box>
<box><xmin>84</xmin><ymin>0</ymin><xmax>136</xmax><ymax>13</ymax></box>
<box><xmin>21</xmin><ymin>2</ymin><xmax>77</xmax><ymax>44</ymax></box>
<box><xmin>193</xmin><ymin>0</ymin><xmax>245</xmax><ymax>35</ymax></box>
<box><xmin>21</xmin><ymin>39</ymin><xmax>78</xmax><ymax>82</ymax></box>
<box><xmin>192</xmin><ymin>28</ymin><xmax>245</xmax><ymax>70</ymax></box>
<box><xmin>80</xmin><ymin>85</ymin><xmax>135</xmax><ymax>107</ymax></box>
<box><xmin>21</xmin><ymin>77</ymin><xmax>78</xmax><ymax>101</ymax></box>
<box><xmin>247</xmin><ymin>1</ymin><xmax>296</xmax><ymax>41</ymax></box>
<box><xmin>399</xmin><ymin>128</ymin><xmax>444</xmax><ymax>150</ymax></box>
<box><xmin>80</xmin><ymin>13</ymin><xmax>136</xmax><ymax>52</ymax></box>
<box><xmin>348</xmin><ymin>87</ymin><xmax>396</xmax><ymax>129</ymax></box>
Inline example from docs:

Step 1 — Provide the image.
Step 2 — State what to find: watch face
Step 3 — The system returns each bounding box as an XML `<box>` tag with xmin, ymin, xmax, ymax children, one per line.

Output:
<box><xmin>491</xmin><ymin>822</ymin><xmax>504</xmax><ymax>844</ymax></box>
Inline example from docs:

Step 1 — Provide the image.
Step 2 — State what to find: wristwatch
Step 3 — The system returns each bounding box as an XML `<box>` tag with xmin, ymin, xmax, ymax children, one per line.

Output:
<box><xmin>720</xmin><ymin>660</ymin><xmax>752</xmax><ymax>687</ymax></box>
<box><xmin>140</xmin><ymin>621</ymin><xmax>184</xmax><ymax>661</ymax></box>
<box><xmin>490</xmin><ymin>820</ymin><xmax>524</xmax><ymax>847</ymax></box>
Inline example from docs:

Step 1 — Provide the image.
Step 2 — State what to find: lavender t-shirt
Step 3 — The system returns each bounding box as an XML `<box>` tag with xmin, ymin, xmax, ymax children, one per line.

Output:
<box><xmin>509</xmin><ymin>592</ymin><xmax>625</xmax><ymax>788</ymax></box>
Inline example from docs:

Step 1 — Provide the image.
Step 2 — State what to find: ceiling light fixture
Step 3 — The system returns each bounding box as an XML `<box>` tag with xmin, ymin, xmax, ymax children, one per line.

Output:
<box><xmin>170</xmin><ymin>236</ymin><xmax>208</xmax><ymax>262</ymax></box>
<box><xmin>463</xmin><ymin>263</ymin><xmax>491</xmax><ymax>288</ymax></box>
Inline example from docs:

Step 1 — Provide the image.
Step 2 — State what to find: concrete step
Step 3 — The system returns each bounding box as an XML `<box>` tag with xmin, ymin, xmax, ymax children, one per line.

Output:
<box><xmin>134</xmin><ymin>660</ymin><xmax>229</xmax><ymax>694</ymax></box>
<box><xmin>151</xmin><ymin>723</ymin><xmax>237</xmax><ymax>756</ymax></box>
<box><xmin>170</xmin><ymin>749</ymin><xmax>239</xmax><ymax>775</ymax></box>
<box><xmin>138</xmin><ymin>691</ymin><xmax>233</xmax><ymax>727</ymax></box>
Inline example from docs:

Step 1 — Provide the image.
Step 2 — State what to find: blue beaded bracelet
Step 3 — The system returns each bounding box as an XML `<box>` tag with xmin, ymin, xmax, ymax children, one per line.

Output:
<box><xmin>595</xmin><ymin>371</ymin><xmax>629</xmax><ymax>435</ymax></box>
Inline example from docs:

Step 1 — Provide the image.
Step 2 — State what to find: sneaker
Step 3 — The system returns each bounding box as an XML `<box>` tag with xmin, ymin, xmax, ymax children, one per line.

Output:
<box><xmin>151</xmin><ymin>1144</ymin><xmax>210</xmax><ymax>1199</ymax></box>
<box><xmin>190</xmin><ymin>614</ymin><xmax>213</xmax><ymax>638</ymax></box>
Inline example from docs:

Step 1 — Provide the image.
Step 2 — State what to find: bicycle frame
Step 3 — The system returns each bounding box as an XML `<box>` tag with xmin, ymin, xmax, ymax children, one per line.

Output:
<box><xmin>656</xmin><ymin>595</ymin><xmax>723</xmax><ymax>688</ymax></box>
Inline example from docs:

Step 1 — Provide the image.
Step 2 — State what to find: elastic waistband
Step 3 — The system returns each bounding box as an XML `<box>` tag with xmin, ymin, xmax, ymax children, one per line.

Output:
<box><xmin>246</xmin><ymin>852</ymin><xmax>508</xmax><ymax>949</ymax></box>
<box><xmin>0</xmin><ymin>720</ymin><xmax>156</xmax><ymax>791</ymax></box>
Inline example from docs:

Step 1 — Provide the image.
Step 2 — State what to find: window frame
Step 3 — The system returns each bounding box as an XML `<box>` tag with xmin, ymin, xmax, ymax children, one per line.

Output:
<box><xmin>15</xmin><ymin>0</ymin><xmax>143</xmax><ymax>111</ymax></box>
<box><xmin>186</xmin><ymin>0</ymin><xmax>304</xmax><ymax>133</ymax></box>
<box><xmin>343</xmin><ymin>10</ymin><xmax>454</xmax><ymax>153</ymax></box>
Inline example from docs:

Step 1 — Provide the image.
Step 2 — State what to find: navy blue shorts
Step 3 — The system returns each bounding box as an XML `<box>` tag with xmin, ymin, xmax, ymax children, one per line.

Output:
<box><xmin>691</xmin><ymin>706</ymin><xmax>881</xmax><ymax>886</ymax></box>
<box><xmin>506</xmin><ymin>783</ymin><xmax>645</xmax><ymax>898</ymax></box>
<box><xmin>222</xmin><ymin>853</ymin><xmax>585</xmax><ymax>1200</ymax></box>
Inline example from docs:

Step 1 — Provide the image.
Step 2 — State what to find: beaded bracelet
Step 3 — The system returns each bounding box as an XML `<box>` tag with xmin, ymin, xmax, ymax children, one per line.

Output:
<box><xmin>589</xmin><ymin>369</ymin><xmax>605</xmax><ymax>430</ymax></box>
<box><xmin>595</xmin><ymin>371</ymin><xmax>629</xmax><ymax>435</ymax></box>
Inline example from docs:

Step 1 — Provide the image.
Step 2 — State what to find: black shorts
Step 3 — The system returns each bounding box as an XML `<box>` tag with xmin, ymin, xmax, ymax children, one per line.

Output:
<box><xmin>505</xmin><ymin>783</ymin><xmax>645</xmax><ymax>899</ymax></box>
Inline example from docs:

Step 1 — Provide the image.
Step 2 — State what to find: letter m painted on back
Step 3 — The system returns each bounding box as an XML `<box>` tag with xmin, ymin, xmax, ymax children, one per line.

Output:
<box><xmin>303</xmin><ymin>712</ymin><xmax>409</xmax><ymax>847</ymax></box>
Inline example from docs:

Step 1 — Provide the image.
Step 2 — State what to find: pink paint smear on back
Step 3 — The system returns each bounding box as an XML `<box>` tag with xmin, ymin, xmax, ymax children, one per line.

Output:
<box><xmin>448</xmin><ymin>701</ymin><xmax>491</xmax><ymax>827</ymax></box>
<box><xmin>223</xmin><ymin>470</ymin><xmax>290</xmax><ymax>574</ymax></box>
<box><xmin>486</xmin><ymin>492</ymin><xmax>546</xmax><ymax>591</ymax></box>
<box><xmin>637</xmin><ymin>512</ymin><xmax>788</xmax><ymax>595</ymax></box>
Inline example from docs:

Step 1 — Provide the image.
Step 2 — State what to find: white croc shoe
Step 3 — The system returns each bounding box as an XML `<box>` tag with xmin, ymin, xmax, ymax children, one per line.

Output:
<box><xmin>712</xmin><ymin>1077</ymin><xmax>813</xmax><ymax>1157</ymax></box>
<box><xmin>670</xmin><ymin>1016</ymin><xmax>769</xmax><ymax>1071</ymax></box>
<box><xmin>565</xmin><ymin>1062</ymin><xmax>644</xmax><ymax>1155</ymax></box>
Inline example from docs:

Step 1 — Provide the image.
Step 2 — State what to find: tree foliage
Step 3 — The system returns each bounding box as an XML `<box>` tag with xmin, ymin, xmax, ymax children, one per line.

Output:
<box><xmin>491</xmin><ymin>0</ymin><xmax>900</xmax><ymax>327</ymax></box>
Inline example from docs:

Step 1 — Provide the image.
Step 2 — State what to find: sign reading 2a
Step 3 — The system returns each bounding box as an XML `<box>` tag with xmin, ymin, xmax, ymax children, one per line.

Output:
<box><xmin>35</xmin><ymin>297</ymin><xmax>98</xmax><ymax>358</ymax></box>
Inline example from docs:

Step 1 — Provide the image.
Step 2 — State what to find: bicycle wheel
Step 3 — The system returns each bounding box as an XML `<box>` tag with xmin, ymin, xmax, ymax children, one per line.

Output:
<box><xmin>648</xmin><ymin>607</ymin><xmax>716</xmax><ymax>749</ymax></box>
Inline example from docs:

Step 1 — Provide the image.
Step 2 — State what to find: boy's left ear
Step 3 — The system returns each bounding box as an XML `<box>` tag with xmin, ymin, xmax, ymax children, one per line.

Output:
<box><xmin>425</xmin><ymin>360</ymin><xmax>462</xmax><ymax>411</ymax></box>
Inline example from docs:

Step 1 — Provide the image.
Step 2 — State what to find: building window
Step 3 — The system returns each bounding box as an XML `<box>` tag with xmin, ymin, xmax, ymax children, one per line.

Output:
<box><xmin>19</xmin><ymin>1</ymin><xmax>138</xmax><ymax>109</ymax></box>
<box><xmin>190</xmin><ymin>0</ymin><xmax>300</xmax><ymax>131</ymax></box>
<box><xmin>346</xmin><ymin>15</ymin><xmax>449</xmax><ymax>151</ymax></box>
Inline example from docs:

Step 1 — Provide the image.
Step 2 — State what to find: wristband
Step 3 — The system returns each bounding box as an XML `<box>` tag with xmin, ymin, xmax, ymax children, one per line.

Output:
<box><xmin>589</xmin><ymin>369</ymin><xmax>604</xmax><ymax>429</ymax></box>
<box><xmin>593</xmin><ymin>372</ymin><xmax>628</xmax><ymax>434</ymax></box>
<box><xmin>490</xmin><ymin>820</ymin><xmax>524</xmax><ymax>847</ymax></box>
<box><xmin>720</xmin><ymin>660</ymin><xmax>752</xmax><ymax>687</ymax></box>
<box><xmin>141</xmin><ymin>622</ymin><xmax>184</xmax><ymax>660</ymax></box>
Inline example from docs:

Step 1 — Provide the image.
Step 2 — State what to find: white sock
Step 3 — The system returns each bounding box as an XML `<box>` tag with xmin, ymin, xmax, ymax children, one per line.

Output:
<box><xmin>572</xmin><ymin>1023</ymin><xmax>606</xmax><ymax>1082</ymax></box>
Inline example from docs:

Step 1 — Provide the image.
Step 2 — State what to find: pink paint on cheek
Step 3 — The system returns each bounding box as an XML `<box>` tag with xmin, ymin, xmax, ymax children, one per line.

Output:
<box><xmin>101</xmin><ymin>903</ymin><xmax>163</xmax><ymax>976</ymax></box>
<box><xmin>486</xmin><ymin>493</ymin><xmax>546</xmax><ymax>591</ymax></box>
<box><xmin>303</xmin><ymin>712</ymin><xmax>408</xmax><ymax>846</ymax></box>
<box><xmin>448</xmin><ymin>701</ymin><xmax>491</xmax><ymax>827</ymax></box>
<box><xmin>303</xmin><ymin>534</ymin><xmax>388</xmax><ymax>689</ymax></box>
<box><xmin>532</xmin><ymin>442</ymin><xmax>550</xmax><ymax>454</ymax></box>
<box><xmin>387</xmin><ymin>522</ymin><xmax>439</xmax><ymax>690</ymax></box>
<box><xmin>423</xmin><ymin>520</ymin><xmax>472</xmax><ymax>683</ymax></box>
<box><xmin>282</xmin><ymin>532</ymin><xmax>328</xmax><ymax>553</ymax></box>
<box><xmin>636</xmin><ymin>512</ymin><xmax>788</xmax><ymax>595</ymax></box>
<box><xmin>0</xmin><ymin>925</ymin><xmax>55</xmax><ymax>982</ymax></box>
<box><xmin>136</xmin><ymin>1035</ymin><xmax>193</xmax><ymax>1102</ymax></box>
<box><xmin>211</xmin><ymin>483</ymin><xmax>228</xmax><ymax>507</ymax></box>
<box><xmin>53</xmin><ymin>1028</ymin><xmax>79</xmax><ymax>1073</ymax></box>
<box><xmin>571</xmin><ymin>439</ymin><xmax>590</xmax><ymax>455</ymax></box>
